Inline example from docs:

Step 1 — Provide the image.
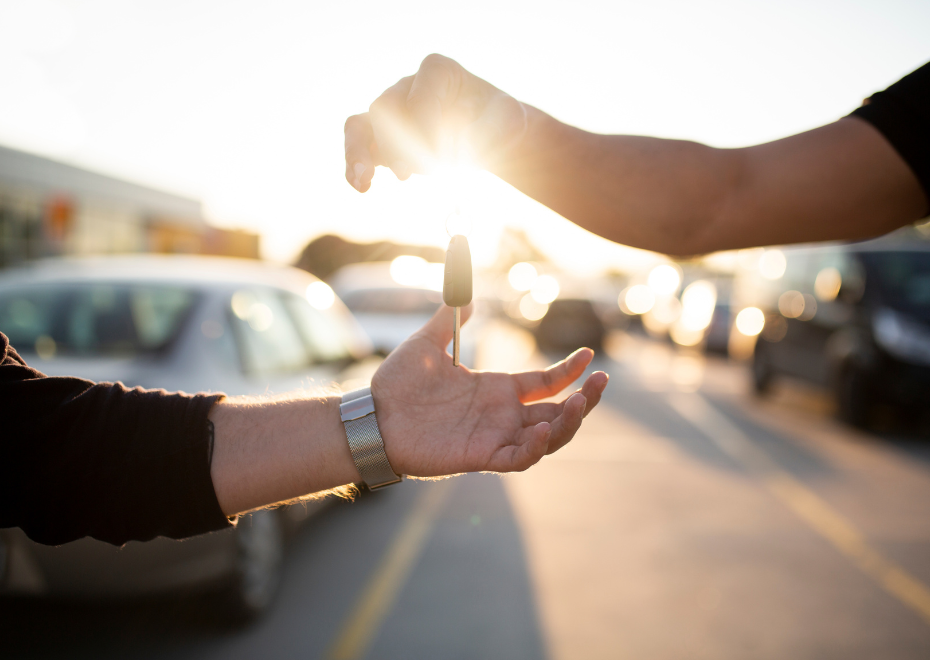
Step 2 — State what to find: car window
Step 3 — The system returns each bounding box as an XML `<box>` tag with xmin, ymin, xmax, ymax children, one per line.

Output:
<box><xmin>0</xmin><ymin>283</ymin><xmax>196</xmax><ymax>358</ymax></box>
<box><xmin>859</xmin><ymin>251</ymin><xmax>930</xmax><ymax>318</ymax></box>
<box><xmin>341</xmin><ymin>288</ymin><xmax>442</xmax><ymax>314</ymax></box>
<box><xmin>282</xmin><ymin>292</ymin><xmax>353</xmax><ymax>363</ymax></box>
<box><xmin>781</xmin><ymin>251</ymin><xmax>813</xmax><ymax>293</ymax></box>
<box><xmin>229</xmin><ymin>288</ymin><xmax>310</xmax><ymax>375</ymax></box>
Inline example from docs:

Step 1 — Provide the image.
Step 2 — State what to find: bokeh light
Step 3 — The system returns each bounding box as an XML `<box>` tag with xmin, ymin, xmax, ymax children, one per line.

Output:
<box><xmin>231</xmin><ymin>290</ymin><xmax>256</xmax><ymax>320</ymax></box>
<box><xmin>519</xmin><ymin>294</ymin><xmax>549</xmax><ymax>321</ymax></box>
<box><xmin>649</xmin><ymin>296</ymin><xmax>682</xmax><ymax>326</ymax></box>
<box><xmin>306</xmin><ymin>281</ymin><xmax>335</xmax><ymax>310</ymax></box>
<box><xmin>815</xmin><ymin>267</ymin><xmax>842</xmax><ymax>301</ymax></box>
<box><xmin>735</xmin><ymin>307</ymin><xmax>765</xmax><ymax>336</ymax></box>
<box><xmin>679</xmin><ymin>280</ymin><xmax>717</xmax><ymax>331</ymax></box>
<box><xmin>622</xmin><ymin>284</ymin><xmax>656</xmax><ymax>315</ymax></box>
<box><xmin>424</xmin><ymin>263</ymin><xmax>445</xmax><ymax>292</ymax></box>
<box><xmin>647</xmin><ymin>264</ymin><xmax>681</xmax><ymax>295</ymax></box>
<box><xmin>530</xmin><ymin>274</ymin><xmax>560</xmax><ymax>304</ymax></box>
<box><xmin>508</xmin><ymin>262</ymin><xmax>538</xmax><ymax>291</ymax></box>
<box><xmin>670</xmin><ymin>324</ymin><xmax>704</xmax><ymax>347</ymax></box>
<box><xmin>390</xmin><ymin>255</ymin><xmax>428</xmax><ymax>287</ymax></box>
<box><xmin>778</xmin><ymin>290</ymin><xmax>805</xmax><ymax>318</ymax></box>
<box><xmin>759</xmin><ymin>249</ymin><xmax>787</xmax><ymax>280</ymax></box>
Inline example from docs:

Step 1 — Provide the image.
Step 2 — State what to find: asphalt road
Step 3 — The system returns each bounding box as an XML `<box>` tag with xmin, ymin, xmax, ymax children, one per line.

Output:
<box><xmin>4</xmin><ymin>323</ymin><xmax>930</xmax><ymax>659</ymax></box>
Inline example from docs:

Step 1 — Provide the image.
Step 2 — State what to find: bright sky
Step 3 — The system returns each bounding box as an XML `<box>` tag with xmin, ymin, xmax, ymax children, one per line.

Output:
<box><xmin>1</xmin><ymin>0</ymin><xmax>927</xmax><ymax>272</ymax></box>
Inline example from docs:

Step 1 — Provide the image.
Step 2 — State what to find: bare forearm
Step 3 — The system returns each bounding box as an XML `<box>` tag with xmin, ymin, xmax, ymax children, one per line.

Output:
<box><xmin>494</xmin><ymin>109</ymin><xmax>926</xmax><ymax>256</ymax></box>
<box><xmin>208</xmin><ymin>395</ymin><xmax>360</xmax><ymax>516</ymax></box>
<box><xmin>493</xmin><ymin>105</ymin><xmax>740</xmax><ymax>255</ymax></box>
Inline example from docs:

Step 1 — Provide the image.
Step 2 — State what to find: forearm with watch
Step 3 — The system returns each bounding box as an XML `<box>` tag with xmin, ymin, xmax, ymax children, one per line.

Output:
<box><xmin>208</xmin><ymin>392</ymin><xmax>388</xmax><ymax>517</ymax></box>
<box><xmin>207</xmin><ymin>305</ymin><xmax>608</xmax><ymax>519</ymax></box>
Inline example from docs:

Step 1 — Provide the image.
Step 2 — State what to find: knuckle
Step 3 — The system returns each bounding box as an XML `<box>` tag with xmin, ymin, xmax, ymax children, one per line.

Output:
<box><xmin>344</xmin><ymin>114</ymin><xmax>366</xmax><ymax>133</ymax></box>
<box><xmin>420</xmin><ymin>53</ymin><xmax>450</xmax><ymax>70</ymax></box>
<box><xmin>542</xmin><ymin>368</ymin><xmax>555</xmax><ymax>389</ymax></box>
<box><xmin>369</xmin><ymin>94</ymin><xmax>388</xmax><ymax>115</ymax></box>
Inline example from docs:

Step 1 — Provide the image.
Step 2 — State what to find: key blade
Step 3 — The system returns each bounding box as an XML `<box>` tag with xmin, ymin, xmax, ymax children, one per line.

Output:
<box><xmin>453</xmin><ymin>306</ymin><xmax>461</xmax><ymax>367</ymax></box>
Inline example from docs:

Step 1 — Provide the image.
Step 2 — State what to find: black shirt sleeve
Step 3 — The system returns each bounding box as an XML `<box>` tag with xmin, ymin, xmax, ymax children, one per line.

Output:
<box><xmin>850</xmin><ymin>61</ymin><xmax>930</xmax><ymax>208</ymax></box>
<box><xmin>0</xmin><ymin>331</ymin><xmax>232</xmax><ymax>546</ymax></box>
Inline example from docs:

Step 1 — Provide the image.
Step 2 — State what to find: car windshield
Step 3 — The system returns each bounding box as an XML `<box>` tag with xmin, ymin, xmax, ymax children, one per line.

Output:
<box><xmin>340</xmin><ymin>288</ymin><xmax>442</xmax><ymax>314</ymax></box>
<box><xmin>859</xmin><ymin>251</ymin><xmax>930</xmax><ymax>320</ymax></box>
<box><xmin>0</xmin><ymin>283</ymin><xmax>197</xmax><ymax>358</ymax></box>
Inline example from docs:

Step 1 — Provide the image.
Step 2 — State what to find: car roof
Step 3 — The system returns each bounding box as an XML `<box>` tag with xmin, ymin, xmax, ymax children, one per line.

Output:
<box><xmin>0</xmin><ymin>255</ymin><xmax>320</xmax><ymax>293</ymax></box>
<box><xmin>328</xmin><ymin>261</ymin><xmax>443</xmax><ymax>294</ymax></box>
<box><xmin>782</xmin><ymin>236</ymin><xmax>930</xmax><ymax>255</ymax></box>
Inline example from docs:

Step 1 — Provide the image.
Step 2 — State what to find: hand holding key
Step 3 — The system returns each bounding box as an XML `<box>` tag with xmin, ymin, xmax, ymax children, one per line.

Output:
<box><xmin>370</xmin><ymin>305</ymin><xmax>609</xmax><ymax>477</ymax></box>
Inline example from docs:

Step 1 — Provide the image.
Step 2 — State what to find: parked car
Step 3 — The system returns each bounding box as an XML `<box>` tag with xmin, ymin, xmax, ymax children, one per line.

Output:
<box><xmin>746</xmin><ymin>240</ymin><xmax>930</xmax><ymax>426</ymax></box>
<box><xmin>0</xmin><ymin>255</ymin><xmax>377</xmax><ymax>621</ymax></box>
<box><xmin>329</xmin><ymin>260</ymin><xmax>479</xmax><ymax>366</ymax></box>
<box><xmin>532</xmin><ymin>298</ymin><xmax>606</xmax><ymax>353</ymax></box>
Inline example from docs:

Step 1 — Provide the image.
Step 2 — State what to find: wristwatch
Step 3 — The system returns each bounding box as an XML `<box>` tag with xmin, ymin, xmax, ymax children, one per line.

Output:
<box><xmin>340</xmin><ymin>386</ymin><xmax>404</xmax><ymax>490</ymax></box>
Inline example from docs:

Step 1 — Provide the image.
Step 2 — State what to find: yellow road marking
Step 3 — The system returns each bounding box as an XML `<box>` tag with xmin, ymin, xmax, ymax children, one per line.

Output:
<box><xmin>327</xmin><ymin>480</ymin><xmax>455</xmax><ymax>660</ymax></box>
<box><xmin>669</xmin><ymin>393</ymin><xmax>930</xmax><ymax>627</ymax></box>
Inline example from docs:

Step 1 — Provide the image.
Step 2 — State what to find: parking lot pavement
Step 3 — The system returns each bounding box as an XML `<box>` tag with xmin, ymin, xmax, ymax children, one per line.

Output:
<box><xmin>503</xmin><ymin>331</ymin><xmax>930</xmax><ymax>659</ymax></box>
<box><xmin>4</xmin><ymin>325</ymin><xmax>930</xmax><ymax>659</ymax></box>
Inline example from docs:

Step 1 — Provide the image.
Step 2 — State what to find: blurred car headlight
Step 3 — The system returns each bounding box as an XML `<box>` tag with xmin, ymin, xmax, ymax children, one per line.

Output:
<box><xmin>873</xmin><ymin>308</ymin><xmax>930</xmax><ymax>366</ymax></box>
<box><xmin>679</xmin><ymin>280</ymin><xmax>717</xmax><ymax>332</ymax></box>
<box><xmin>621</xmin><ymin>284</ymin><xmax>655</xmax><ymax>315</ymax></box>
<box><xmin>735</xmin><ymin>307</ymin><xmax>765</xmax><ymax>336</ymax></box>
<box><xmin>306</xmin><ymin>281</ymin><xmax>335</xmax><ymax>310</ymax></box>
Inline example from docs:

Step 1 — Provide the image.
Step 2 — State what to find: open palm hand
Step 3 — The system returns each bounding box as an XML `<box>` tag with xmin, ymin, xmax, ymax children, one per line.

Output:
<box><xmin>372</xmin><ymin>305</ymin><xmax>609</xmax><ymax>477</ymax></box>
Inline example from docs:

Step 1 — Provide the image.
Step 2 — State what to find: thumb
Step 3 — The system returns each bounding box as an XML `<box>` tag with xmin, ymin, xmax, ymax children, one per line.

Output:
<box><xmin>414</xmin><ymin>303</ymin><xmax>475</xmax><ymax>350</ymax></box>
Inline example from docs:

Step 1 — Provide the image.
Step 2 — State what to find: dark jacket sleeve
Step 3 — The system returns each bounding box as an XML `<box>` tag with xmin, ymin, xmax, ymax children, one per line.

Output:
<box><xmin>0</xmin><ymin>331</ymin><xmax>232</xmax><ymax>546</ymax></box>
<box><xmin>850</xmin><ymin>61</ymin><xmax>930</xmax><ymax>210</ymax></box>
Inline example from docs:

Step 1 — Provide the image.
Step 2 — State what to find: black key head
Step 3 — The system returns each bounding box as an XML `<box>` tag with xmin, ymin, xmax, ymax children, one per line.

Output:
<box><xmin>443</xmin><ymin>235</ymin><xmax>473</xmax><ymax>307</ymax></box>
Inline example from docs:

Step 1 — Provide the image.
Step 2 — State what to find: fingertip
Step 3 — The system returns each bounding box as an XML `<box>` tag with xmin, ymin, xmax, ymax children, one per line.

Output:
<box><xmin>347</xmin><ymin>161</ymin><xmax>373</xmax><ymax>192</ymax></box>
<box><xmin>571</xmin><ymin>347</ymin><xmax>594</xmax><ymax>367</ymax></box>
<box><xmin>353</xmin><ymin>162</ymin><xmax>367</xmax><ymax>188</ymax></box>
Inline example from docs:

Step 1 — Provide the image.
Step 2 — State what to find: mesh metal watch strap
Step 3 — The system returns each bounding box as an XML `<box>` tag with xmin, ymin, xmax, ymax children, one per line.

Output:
<box><xmin>340</xmin><ymin>387</ymin><xmax>403</xmax><ymax>490</ymax></box>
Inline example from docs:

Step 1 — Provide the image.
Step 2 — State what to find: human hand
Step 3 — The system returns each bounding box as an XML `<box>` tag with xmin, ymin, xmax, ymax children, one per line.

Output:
<box><xmin>371</xmin><ymin>305</ymin><xmax>609</xmax><ymax>477</ymax></box>
<box><xmin>344</xmin><ymin>54</ymin><xmax>528</xmax><ymax>192</ymax></box>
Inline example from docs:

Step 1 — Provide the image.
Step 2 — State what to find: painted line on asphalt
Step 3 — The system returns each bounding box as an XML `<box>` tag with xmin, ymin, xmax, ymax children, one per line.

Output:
<box><xmin>669</xmin><ymin>393</ymin><xmax>930</xmax><ymax>627</ymax></box>
<box><xmin>327</xmin><ymin>480</ymin><xmax>455</xmax><ymax>660</ymax></box>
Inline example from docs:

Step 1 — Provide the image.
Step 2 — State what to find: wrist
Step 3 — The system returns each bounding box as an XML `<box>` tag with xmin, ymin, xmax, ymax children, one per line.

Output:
<box><xmin>487</xmin><ymin>103</ymin><xmax>546</xmax><ymax>179</ymax></box>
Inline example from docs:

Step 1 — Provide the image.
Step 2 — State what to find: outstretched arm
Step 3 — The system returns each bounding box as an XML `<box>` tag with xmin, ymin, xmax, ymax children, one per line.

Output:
<box><xmin>345</xmin><ymin>55</ymin><xmax>927</xmax><ymax>256</ymax></box>
<box><xmin>209</xmin><ymin>305</ymin><xmax>608</xmax><ymax>516</ymax></box>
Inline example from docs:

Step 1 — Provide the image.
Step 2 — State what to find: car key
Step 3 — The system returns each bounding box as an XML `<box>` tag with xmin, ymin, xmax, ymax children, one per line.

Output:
<box><xmin>443</xmin><ymin>234</ymin><xmax>472</xmax><ymax>366</ymax></box>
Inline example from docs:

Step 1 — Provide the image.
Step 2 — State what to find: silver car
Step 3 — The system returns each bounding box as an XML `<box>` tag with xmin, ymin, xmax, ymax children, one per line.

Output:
<box><xmin>0</xmin><ymin>255</ymin><xmax>378</xmax><ymax>621</ymax></box>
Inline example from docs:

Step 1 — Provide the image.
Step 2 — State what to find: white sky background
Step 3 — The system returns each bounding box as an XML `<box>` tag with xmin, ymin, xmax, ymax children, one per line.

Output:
<box><xmin>0</xmin><ymin>0</ymin><xmax>927</xmax><ymax>272</ymax></box>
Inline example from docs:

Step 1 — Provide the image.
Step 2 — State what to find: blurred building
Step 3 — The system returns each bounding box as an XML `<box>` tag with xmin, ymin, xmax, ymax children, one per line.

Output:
<box><xmin>0</xmin><ymin>144</ymin><xmax>258</xmax><ymax>268</ymax></box>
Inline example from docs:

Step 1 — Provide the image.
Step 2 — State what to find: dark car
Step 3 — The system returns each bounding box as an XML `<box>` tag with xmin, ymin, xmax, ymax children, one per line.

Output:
<box><xmin>532</xmin><ymin>298</ymin><xmax>606</xmax><ymax>353</ymax></box>
<box><xmin>749</xmin><ymin>240</ymin><xmax>930</xmax><ymax>427</ymax></box>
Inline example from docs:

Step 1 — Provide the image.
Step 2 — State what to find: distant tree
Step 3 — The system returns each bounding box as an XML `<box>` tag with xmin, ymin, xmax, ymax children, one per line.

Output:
<box><xmin>294</xmin><ymin>234</ymin><xmax>444</xmax><ymax>280</ymax></box>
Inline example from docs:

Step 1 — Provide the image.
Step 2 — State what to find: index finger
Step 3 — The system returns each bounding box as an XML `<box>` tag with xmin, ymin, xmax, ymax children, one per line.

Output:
<box><xmin>345</xmin><ymin>113</ymin><xmax>379</xmax><ymax>192</ymax></box>
<box><xmin>512</xmin><ymin>348</ymin><xmax>594</xmax><ymax>403</ymax></box>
